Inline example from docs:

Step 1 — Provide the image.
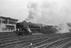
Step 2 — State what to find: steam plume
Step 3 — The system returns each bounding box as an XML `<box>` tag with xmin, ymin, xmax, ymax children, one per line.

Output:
<box><xmin>25</xmin><ymin>0</ymin><xmax>71</xmax><ymax>33</ymax></box>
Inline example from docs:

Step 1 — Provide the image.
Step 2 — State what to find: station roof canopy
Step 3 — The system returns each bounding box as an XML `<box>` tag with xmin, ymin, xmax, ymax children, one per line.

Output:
<box><xmin>0</xmin><ymin>16</ymin><xmax>18</xmax><ymax>21</ymax></box>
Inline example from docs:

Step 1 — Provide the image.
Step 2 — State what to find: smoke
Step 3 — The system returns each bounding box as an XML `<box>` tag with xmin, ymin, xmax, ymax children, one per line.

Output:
<box><xmin>25</xmin><ymin>2</ymin><xmax>42</xmax><ymax>23</ymax></box>
<box><xmin>25</xmin><ymin>0</ymin><xmax>71</xmax><ymax>33</ymax></box>
<box><xmin>55</xmin><ymin>23</ymin><xmax>70</xmax><ymax>33</ymax></box>
<box><xmin>26</xmin><ymin>0</ymin><xmax>71</xmax><ymax>25</ymax></box>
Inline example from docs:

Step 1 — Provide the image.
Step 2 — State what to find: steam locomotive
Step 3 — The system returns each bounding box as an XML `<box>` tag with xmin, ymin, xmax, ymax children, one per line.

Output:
<box><xmin>15</xmin><ymin>21</ymin><xmax>57</xmax><ymax>36</ymax></box>
<box><xmin>15</xmin><ymin>21</ymin><xmax>42</xmax><ymax>36</ymax></box>
<box><xmin>15</xmin><ymin>21</ymin><xmax>32</xmax><ymax>36</ymax></box>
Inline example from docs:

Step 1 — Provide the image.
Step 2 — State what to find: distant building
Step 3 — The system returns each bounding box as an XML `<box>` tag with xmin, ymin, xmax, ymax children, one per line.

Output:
<box><xmin>0</xmin><ymin>16</ymin><xmax>18</xmax><ymax>32</ymax></box>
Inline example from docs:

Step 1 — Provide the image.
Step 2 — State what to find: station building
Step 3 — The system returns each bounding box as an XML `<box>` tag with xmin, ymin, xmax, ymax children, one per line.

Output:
<box><xmin>0</xmin><ymin>16</ymin><xmax>18</xmax><ymax>32</ymax></box>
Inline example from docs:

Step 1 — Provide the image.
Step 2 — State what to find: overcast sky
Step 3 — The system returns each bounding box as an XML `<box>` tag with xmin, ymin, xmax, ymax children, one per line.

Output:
<box><xmin>0</xmin><ymin>0</ymin><xmax>42</xmax><ymax>22</ymax></box>
<box><xmin>0</xmin><ymin>0</ymin><xmax>71</xmax><ymax>25</ymax></box>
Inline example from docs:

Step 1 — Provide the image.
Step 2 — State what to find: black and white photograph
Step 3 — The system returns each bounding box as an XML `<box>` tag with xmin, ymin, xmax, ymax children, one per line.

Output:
<box><xmin>0</xmin><ymin>0</ymin><xmax>71</xmax><ymax>48</ymax></box>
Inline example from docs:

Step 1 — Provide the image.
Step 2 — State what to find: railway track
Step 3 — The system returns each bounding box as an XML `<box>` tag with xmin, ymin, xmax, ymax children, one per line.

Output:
<box><xmin>0</xmin><ymin>34</ymin><xmax>51</xmax><ymax>48</ymax></box>
<box><xmin>0</xmin><ymin>34</ymin><xmax>56</xmax><ymax>44</ymax></box>
<box><xmin>1</xmin><ymin>33</ymin><xmax>71</xmax><ymax>48</ymax></box>
<box><xmin>38</xmin><ymin>37</ymin><xmax>71</xmax><ymax>48</ymax></box>
<box><xmin>24</xmin><ymin>33</ymin><xmax>71</xmax><ymax>48</ymax></box>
